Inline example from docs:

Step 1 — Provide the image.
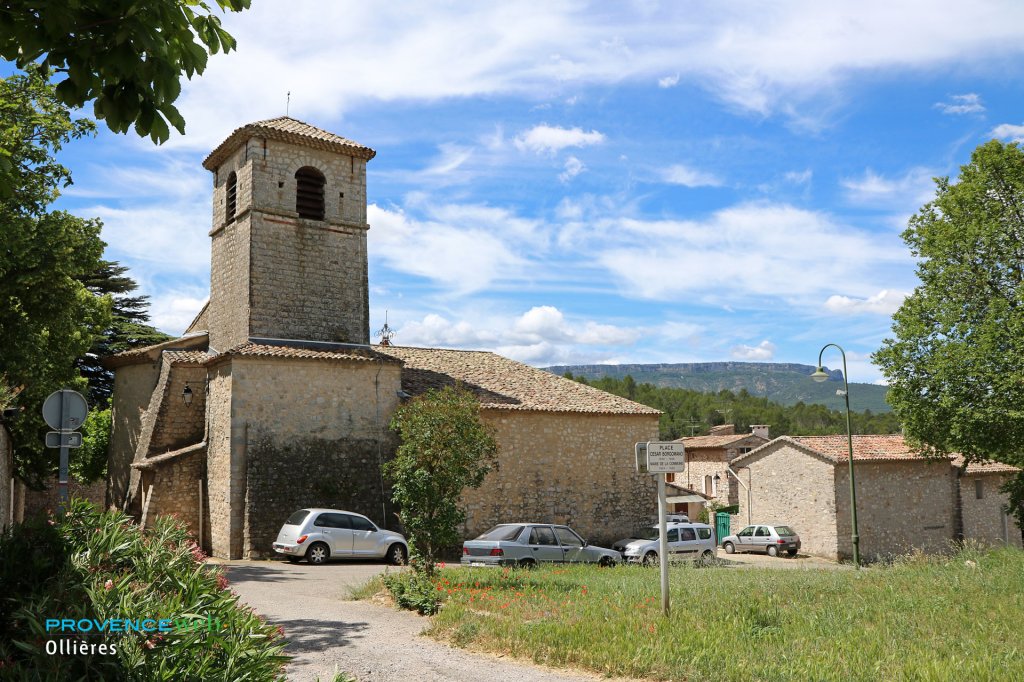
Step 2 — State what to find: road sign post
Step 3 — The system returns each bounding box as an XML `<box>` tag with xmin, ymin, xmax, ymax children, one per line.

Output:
<box><xmin>42</xmin><ymin>389</ymin><xmax>89</xmax><ymax>514</ymax></box>
<box><xmin>635</xmin><ymin>441</ymin><xmax>686</xmax><ymax>617</ymax></box>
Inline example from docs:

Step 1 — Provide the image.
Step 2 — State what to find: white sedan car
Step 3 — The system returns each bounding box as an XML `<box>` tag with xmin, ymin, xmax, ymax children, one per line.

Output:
<box><xmin>273</xmin><ymin>508</ymin><xmax>408</xmax><ymax>565</ymax></box>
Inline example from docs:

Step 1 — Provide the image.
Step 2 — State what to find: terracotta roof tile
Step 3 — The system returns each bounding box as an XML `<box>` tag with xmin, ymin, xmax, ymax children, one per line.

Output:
<box><xmin>103</xmin><ymin>332</ymin><xmax>210</xmax><ymax>368</ymax></box>
<box><xmin>677</xmin><ymin>434</ymin><xmax>766</xmax><ymax>449</ymax></box>
<box><xmin>952</xmin><ymin>455</ymin><xmax>1021</xmax><ymax>475</ymax></box>
<box><xmin>203</xmin><ymin>117</ymin><xmax>375</xmax><ymax>170</ymax></box>
<box><xmin>789</xmin><ymin>434</ymin><xmax>939</xmax><ymax>462</ymax></box>
<box><xmin>217</xmin><ymin>342</ymin><xmax>399</xmax><ymax>364</ymax></box>
<box><xmin>164</xmin><ymin>350</ymin><xmax>211</xmax><ymax>365</ymax></box>
<box><xmin>377</xmin><ymin>345</ymin><xmax>661</xmax><ymax>415</ymax></box>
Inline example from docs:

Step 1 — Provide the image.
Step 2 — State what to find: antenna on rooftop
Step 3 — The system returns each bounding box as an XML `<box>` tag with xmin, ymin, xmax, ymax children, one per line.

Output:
<box><xmin>376</xmin><ymin>311</ymin><xmax>395</xmax><ymax>347</ymax></box>
<box><xmin>286</xmin><ymin>91</ymin><xmax>291</xmax><ymax>117</ymax></box>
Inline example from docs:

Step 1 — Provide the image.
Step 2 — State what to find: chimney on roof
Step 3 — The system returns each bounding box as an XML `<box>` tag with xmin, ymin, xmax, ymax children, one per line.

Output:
<box><xmin>751</xmin><ymin>424</ymin><xmax>770</xmax><ymax>439</ymax></box>
<box><xmin>709</xmin><ymin>424</ymin><xmax>735</xmax><ymax>436</ymax></box>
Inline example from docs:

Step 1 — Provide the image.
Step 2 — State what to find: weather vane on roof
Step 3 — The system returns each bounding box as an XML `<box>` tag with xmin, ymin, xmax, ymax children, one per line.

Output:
<box><xmin>376</xmin><ymin>311</ymin><xmax>395</xmax><ymax>346</ymax></box>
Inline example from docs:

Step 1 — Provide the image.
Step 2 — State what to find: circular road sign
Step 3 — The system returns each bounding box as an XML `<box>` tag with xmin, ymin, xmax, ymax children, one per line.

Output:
<box><xmin>42</xmin><ymin>389</ymin><xmax>89</xmax><ymax>431</ymax></box>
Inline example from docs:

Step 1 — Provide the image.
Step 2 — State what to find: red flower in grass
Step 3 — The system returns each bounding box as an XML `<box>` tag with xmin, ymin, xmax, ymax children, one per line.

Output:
<box><xmin>104</xmin><ymin>579</ymin><xmax>114</xmax><ymax>591</ymax></box>
<box><xmin>144</xmin><ymin>639</ymin><xmax>156</xmax><ymax>650</ymax></box>
<box><xmin>216</xmin><ymin>573</ymin><xmax>230</xmax><ymax>590</ymax></box>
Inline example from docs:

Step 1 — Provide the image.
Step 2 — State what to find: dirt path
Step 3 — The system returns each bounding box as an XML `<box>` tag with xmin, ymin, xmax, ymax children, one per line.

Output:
<box><xmin>223</xmin><ymin>561</ymin><xmax>614</xmax><ymax>682</ymax></box>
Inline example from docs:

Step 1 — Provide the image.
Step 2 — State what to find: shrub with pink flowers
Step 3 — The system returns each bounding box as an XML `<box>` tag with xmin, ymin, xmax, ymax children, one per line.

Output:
<box><xmin>0</xmin><ymin>499</ymin><xmax>287</xmax><ymax>680</ymax></box>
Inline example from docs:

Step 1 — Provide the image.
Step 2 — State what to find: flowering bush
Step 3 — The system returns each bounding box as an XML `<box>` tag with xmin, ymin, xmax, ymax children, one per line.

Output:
<box><xmin>0</xmin><ymin>499</ymin><xmax>287</xmax><ymax>680</ymax></box>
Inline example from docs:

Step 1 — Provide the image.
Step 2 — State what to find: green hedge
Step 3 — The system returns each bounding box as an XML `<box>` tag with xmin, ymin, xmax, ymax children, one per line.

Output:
<box><xmin>0</xmin><ymin>499</ymin><xmax>288</xmax><ymax>680</ymax></box>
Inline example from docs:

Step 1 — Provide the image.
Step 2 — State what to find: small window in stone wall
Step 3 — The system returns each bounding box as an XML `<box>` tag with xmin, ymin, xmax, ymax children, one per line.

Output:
<box><xmin>975</xmin><ymin>478</ymin><xmax>984</xmax><ymax>499</ymax></box>
<box><xmin>226</xmin><ymin>171</ymin><xmax>237</xmax><ymax>222</ymax></box>
<box><xmin>295</xmin><ymin>166</ymin><xmax>326</xmax><ymax>220</ymax></box>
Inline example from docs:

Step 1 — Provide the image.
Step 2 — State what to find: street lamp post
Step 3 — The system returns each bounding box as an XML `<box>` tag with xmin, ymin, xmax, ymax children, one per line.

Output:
<box><xmin>810</xmin><ymin>344</ymin><xmax>860</xmax><ymax>568</ymax></box>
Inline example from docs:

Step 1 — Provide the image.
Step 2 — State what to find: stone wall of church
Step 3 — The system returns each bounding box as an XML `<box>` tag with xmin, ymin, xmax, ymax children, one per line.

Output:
<box><xmin>142</xmin><ymin>448</ymin><xmax>206</xmax><ymax>540</ymax></box>
<box><xmin>460</xmin><ymin>411</ymin><xmax>660</xmax><ymax>549</ymax></box>
<box><xmin>107</xmin><ymin>361</ymin><xmax>163</xmax><ymax>509</ymax></box>
<box><xmin>225</xmin><ymin>356</ymin><xmax>402</xmax><ymax>558</ymax></box>
<box><xmin>206</xmin><ymin>364</ymin><xmax>235</xmax><ymax>557</ymax></box>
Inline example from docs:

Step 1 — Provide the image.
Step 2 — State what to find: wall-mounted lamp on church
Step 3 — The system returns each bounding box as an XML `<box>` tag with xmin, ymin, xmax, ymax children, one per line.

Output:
<box><xmin>182</xmin><ymin>384</ymin><xmax>194</xmax><ymax>408</ymax></box>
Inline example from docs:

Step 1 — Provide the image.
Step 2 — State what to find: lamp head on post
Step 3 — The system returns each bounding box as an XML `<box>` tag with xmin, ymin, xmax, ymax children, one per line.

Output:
<box><xmin>810</xmin><ymin>367</ymin><xmax>830</xmax><ymax>383</ymax></box>
<box><xmin>182</xmin><ymin>384</ymin><xmax>194</xmax><ymax>408</ymax></box>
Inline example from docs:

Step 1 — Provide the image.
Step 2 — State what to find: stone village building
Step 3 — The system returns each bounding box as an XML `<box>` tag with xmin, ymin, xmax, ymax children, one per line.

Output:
<box><xmin>729</xmin><ymin>434</ymin><xmax>1022</xmax><ymax>560</ymax></box>
<box><xmin>104</xmin><ymin>117</ymin><xmax>661</xmax><ymax>559</ymax></box>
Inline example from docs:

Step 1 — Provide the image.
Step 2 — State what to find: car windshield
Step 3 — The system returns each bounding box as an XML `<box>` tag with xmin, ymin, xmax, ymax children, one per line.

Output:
<box><xmin>774</xmin><ymin>526</ymin><xmax>796</xmax><ymax>537</ymax></box>
<box><xmin>632</xmin><ymin>527</ymin><xmax>660</xmax><ymax>541</ymax></box>
<box><xmin>285</xmin><ymin>510</ymin><xmax>310</xmax><ymax>525</ymax></box>
<box><xmin>475</xmin><ymin>525</ymin><xmax>524</xmax><ymax>541</ymax></box>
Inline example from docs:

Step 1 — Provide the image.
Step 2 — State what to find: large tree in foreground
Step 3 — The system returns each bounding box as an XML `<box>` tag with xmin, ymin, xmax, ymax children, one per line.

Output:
<box><xmin>873</xmin><ymin>140</ymin><xmax>1024</xmax><ymax>530</ymax></box>
<box><xmin>0</xmin><ymin>0</ymin><xmax>250</xmax><ymax>196</ymax></box>
<box><xmin>0</xmin><ymin>71</ymin><xmax>110</xmax><ymax>483</ymax></box>
<box><xmin>386</xmin><ymin>385</ymin><xmax>498</xmax><ymax>575</ymax></box>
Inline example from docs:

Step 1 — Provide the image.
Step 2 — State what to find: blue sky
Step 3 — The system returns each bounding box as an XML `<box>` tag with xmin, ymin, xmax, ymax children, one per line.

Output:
<box><xmin>44</xmin><ymin>1</ymin><xmax>1024</xmax><ymax>383</ymax></box>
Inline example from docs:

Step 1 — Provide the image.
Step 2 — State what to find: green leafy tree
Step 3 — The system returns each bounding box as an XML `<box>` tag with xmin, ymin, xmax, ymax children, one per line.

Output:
<box><xmin>873</xmin><ymin>140</ymin><xmax>1024</xmax><ymax>532</ymax></box>
<box><xmin>0</xmin><ymin>71</ymin><xmax>111</xmax><ymax>483</ymax></box>
<box><xmin>385</xmin><ymin>385</ymin><xmax>498</xmax><ymax>575</ymax></box>
<box><xmin>77</xmin><ymin>260</ymin><xmax>173</xmax><ymax>406</ymax></box>
<box><xmin>0</xmin><ymin>0</ymin><xmax>251</xmax><ymax>196</ymax></box>
<box><xmin>70</xmin><ymin>407</ymin><xmax>111</xmax><ymax>483</ymax></box>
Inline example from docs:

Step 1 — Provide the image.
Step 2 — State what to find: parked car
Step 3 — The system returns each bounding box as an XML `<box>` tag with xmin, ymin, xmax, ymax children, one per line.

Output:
<box><xmin>461</xmin><ymin>523</ymin><xmax>620</xmax><ymax>568</ymax></box>
<box><xmin>613</xmin><ymin>522</ymin><xmax>717</xmax><ymax>565</ymax></box>
<box><xmin>272</xmin><ymin>508</ymin><xmax>408</xmax><ymax>565</ymax></box>
<box><xmin>721</xmin><ymin>524</ymin><xmax>801</xmax><ymax>557</ymax></box>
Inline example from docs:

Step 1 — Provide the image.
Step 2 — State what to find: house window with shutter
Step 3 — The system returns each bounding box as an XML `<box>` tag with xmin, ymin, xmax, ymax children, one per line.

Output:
<box><xmin>295</xmin><ymin>166</ymin><xmax>326</xmax><ymax>220</ymax></box>
<box><xmin>226</xmin><ymin>171</ymin><xmax>237</xmax><ymax>222</ymax></box>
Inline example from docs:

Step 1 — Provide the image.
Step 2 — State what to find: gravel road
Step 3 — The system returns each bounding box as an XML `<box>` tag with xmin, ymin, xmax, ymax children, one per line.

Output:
<box><xmin>223</xmin><ymin>560</ymin><xmax>617</xmax><ymax>682</ymax></box>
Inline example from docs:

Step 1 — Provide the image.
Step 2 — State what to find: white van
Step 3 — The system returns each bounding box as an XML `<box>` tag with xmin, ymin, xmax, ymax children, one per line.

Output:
<box><xmin>613</xmin><ymin>522</ymin><xmax>717</xmax><ymax>565</ymax></box>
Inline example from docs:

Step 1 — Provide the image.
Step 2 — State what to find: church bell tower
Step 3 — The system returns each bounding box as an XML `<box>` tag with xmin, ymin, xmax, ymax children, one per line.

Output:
<box><xmin>201</xmin><ymin>117</ymin><xmax>375</xmax><ymax>351</ymax></box>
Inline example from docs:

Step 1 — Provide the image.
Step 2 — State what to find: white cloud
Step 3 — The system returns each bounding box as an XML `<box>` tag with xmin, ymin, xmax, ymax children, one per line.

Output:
<box><xmin>514</xmin><ymin>124</ymin><xmax>606</xmax><ymax>154</ymax></box>
<box><xmin>137</xmin><ymin>1</ymin><xmax>1024</xmax><ymax>152</ymax></box>
<box><xmin>559</xmin><ymin>155</ymin><xmax>586</xmax><ymax>183</ymax></box>
<box><xmin>658</xmin><ymin>74</ymin><xmax>680</xmax><ymax>88</ymax></box>
<box><xmin>784</xmin><ymin>169</ymin><xmax>813</xmax><ymax>184</ymax></box>
<box><xmin>660</xmin><ymin>163</ymin><xmax>722</xmax><ymax>188</ymax></box>
<box><xmin>368</xmin><ymin>203</ymin><xmax>534</xmax><ymax>293</ymax></box>
<box><xmin>824</xmin><ymin>289</ymin><xmax>907</xmax><ymax>315</ymax></box>
<box><xmin>991</xmin><ymin>122</ymin><xmax>1024</xmax><ymax>142</ymax></box>
<box><xmin>393</xmin><ymin>305</ymin><xmax>642</xmax><ymax>366</ymax></box>
<box><xmin>935</xmin><ymin>93</ymin><xmax>985</xmax><ymax>115</ymax></box>
<box><xmin>150</xmin><ymin>292</ymin><xmax>209</xmax><ymax>336</ymax></box>
<box><xmin>731</xmin><ymin>340</ymin><xmax>776</xmax><ymax>361</ymax></box>
<box><xmin>840</xmin><ymin>167</ymin><xmax>936</xmax><ymax>207</ymax></box>
<box><xmin>590</xmin><ymin>203</ymin><xmax>912</xmax><ymax>307</ymax></box>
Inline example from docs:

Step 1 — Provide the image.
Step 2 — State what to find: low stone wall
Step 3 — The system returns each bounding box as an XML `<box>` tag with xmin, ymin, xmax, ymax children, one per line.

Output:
<box><xmin>20</xmin><ymin>477</ymin><xmax>107</xmax><ymax>519</ymax></box>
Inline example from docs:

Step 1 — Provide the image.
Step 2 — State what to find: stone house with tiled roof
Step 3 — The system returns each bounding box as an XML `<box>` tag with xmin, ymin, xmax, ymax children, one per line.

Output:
<box><xmin>730</xmin><ymin>434</ymin><xmax>1021</xmax><ymax>560</ymax></box>
<box><xmin>669</xmin><ymin>424</ymin><xmax>769</xmax><ymax>518</ymax></box>
<box><xmin>105</xmin><ymin>118</ymin><xmax>660</xmax><ymax>559</ymax></box>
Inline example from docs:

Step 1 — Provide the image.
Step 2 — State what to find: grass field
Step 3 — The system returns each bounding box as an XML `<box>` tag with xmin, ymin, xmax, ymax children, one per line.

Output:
<box><xmin>378</xmin><ymin>546</ymin><xmax>1024</xmax><ymax>681</ymax></box>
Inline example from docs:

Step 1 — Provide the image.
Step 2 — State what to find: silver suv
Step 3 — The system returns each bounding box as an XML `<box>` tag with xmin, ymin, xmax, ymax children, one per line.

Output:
<box><xmin>721</xmin><ymin>524</ymin><xmax>801</xmax><ymax>557</ymax></box>
<box><xmin>613</xmin><ymin>522</ymin><xmax>717</xmax><ymax>565</ymax></box>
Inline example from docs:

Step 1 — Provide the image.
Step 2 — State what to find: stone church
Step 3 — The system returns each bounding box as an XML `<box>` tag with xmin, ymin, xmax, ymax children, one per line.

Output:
<box><xmin>105</xmin><ymin>117</ymin><xmax>660</xmax><ymax>559</ymax></box>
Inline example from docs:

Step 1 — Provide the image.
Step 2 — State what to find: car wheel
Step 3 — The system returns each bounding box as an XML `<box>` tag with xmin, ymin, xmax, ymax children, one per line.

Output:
<box><xmin>787</xmin><ymin>549</ymin><xmax>798</xmax><ymax>557</ymax></box>
<box><xmin>305</xmin><ymin>542</ymin><xmax>330</xmax><ymax>565</ymax></box>
<box><xmin>386</xmin><ymin>543</ymin><xmax>407</xmax><ymax>566</ymax></box>
<box><xmin>642</xmin><ymin>551</ymin><xmax>659</xmax><ymax>567</ymax></box>
<box><xmin>598</xmin><ymin>555</ymin><xmax>616</xmax><ymax>568</ymax></box>
<box><xmin>767</xmin><ymin>545</ymin><xmax>779</xmax><ymax>557</ymax></box>
<box><xmin>285</xmin><ymin>556</ymin><xmax>301</xmax><ymax>564</ymax></box>
<box><xmin>518</xmin><ymin>558</ymin><xmax>536</xmax><ymax>569</ymax></box>
<box><xmin>699</xmin><ymin>550</ymin><xmax>714</xmax><ymax>566</ymax></box>
<box><xmin>724</xmin><ymin>542</ymin><xmax>735</xmax><ymax>554</ymax></box>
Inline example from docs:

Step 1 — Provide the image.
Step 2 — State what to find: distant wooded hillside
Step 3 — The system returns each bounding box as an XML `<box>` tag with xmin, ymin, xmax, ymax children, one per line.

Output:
<box><xmin>545</xmin><ymin>362</ymin><xmax>891</xmax><ymax>414</ymax></box>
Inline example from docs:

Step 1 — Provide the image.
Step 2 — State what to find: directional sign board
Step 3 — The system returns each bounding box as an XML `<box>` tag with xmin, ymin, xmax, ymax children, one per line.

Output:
<box><xmin>46</xmin><ymin>431</ymin><xmax>83</xmax><ymax>448</ymax></box>
<box><xmin>645</xmin><ymin>442</ymin><xmax>686</xmax><ymax>473</ymax></box>
<box><xmin>635</xmin><ymin>442</ymin><xmax>649</xmax><ymax>473</ymax></box>
<box><xmin>42</xmin><ymin>389</ymin><xmax>88</xmax><ymax>431</ymax></box>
